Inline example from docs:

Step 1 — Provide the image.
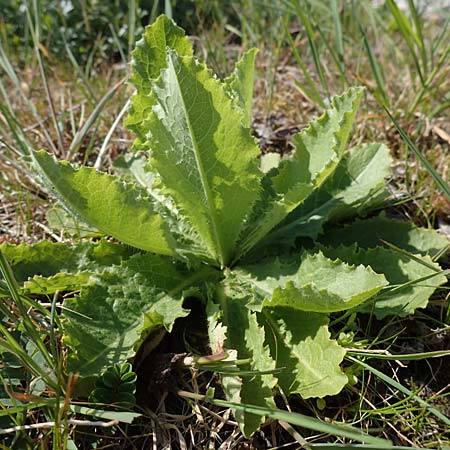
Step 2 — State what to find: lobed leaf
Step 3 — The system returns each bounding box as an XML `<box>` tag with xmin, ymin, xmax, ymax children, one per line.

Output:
<box><xmin>128</xmin><ymin>14</ymin><xmax>193</xmax><ymax>93</ymax></box>
<box><xmin>264</xmin><ymin>142</ymin><xmax>392</xmax><ymax>247</ymax></box>
<box><xmin>209</xmin><ymin>279</ymin><xmax>277</xmax><ymax>437</ymax></box>
<box><xmin>31</xmin><ymin>150</ymin><xmax>176</xmax><ymax>256</ymax></box>
<box><xmin>319</xmin><ymin>213</ymin><xmax>449</xmax><ymax>258</ymax></box>
<box><xmin>237</xmin><ymin>87</ymin><xmax>363</xmax><ymax>258</ymax></box>
<box><xmin>224</xmin><ymin>48</ymin><xmax>258</xmax><ymax>128</ymax></box>
<box><xmin>263</xmin><ymin>308</ymin><xmax>347</xmax><ymax>398</ymax></box>
<box><xmin>146</xmin><ymin>51</ymin><xmax>262</xmax><ymax>265</ymax></box>
<box><xmin>321</xmin><ymin>245</ymin><xmax>447</xmax><ymax>318</ymax></box>
<box><xmin>63</xmin><ymin>253</ymin><xmax>213</xmax><ymax>377</ymax></box>
<box><xmin>209</xmin><ymin>272</ymin><xmax>350</xmax><ymax>427</ymax></box>
<box><xmin>24</xmin><ymin>272</ymin><xmax>93</xmax><ymax>295</ymax></box>
<box><xmin>233</xmin><ymin>251</ymin><xmax>387</xmax><ymax>313</ymax></box>
<box><xmin>0</xmin><ymin>240</ymin><xmax>135</xmax><ymax>284</ymax></box>
<box><xmin>126</xmin><ymin>14</ymin><xmax>193</xmax><ymax>151</ymax></box>
<box><xmin>275</xmin><ymin>87</ymin><xmax>363</xmax><ymax>189</ymax></box>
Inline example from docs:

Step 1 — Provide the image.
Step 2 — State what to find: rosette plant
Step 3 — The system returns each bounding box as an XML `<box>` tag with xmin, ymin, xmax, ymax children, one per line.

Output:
<box><xmin>2</xmin><ymin>15</ymin><xmax>447</xmax><ymax>436</ymax></box>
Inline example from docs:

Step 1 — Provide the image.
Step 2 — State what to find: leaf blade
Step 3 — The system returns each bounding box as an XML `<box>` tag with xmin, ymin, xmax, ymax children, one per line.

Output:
<box><xmin>147</xmin><ymin>51</ymin><xmax>262</xmax><ymax>265</ymax></box>
<box><xmin>234</xmin><ymin>251</ymin><xmax>387</xmax><ymax>313</ymax></box>
<box><xmin>0</xmin><ymin>240</ymin><xmax>135</xmax><ymax>284</ymax></box>
<box><xmin>263</xmin><ymin>308</ymin><xmax>347</xmax><ymax>398</ymax></box>
<box><xmin>224</xmin><ymin>48</ymin><xmax>258</xmax><ymax>127</ymax></box>
<box><xmin>321</xmin><ymin>245</ymin><xmax>447</xmax><ymax>318</ymax></box>
<box><xmin>319</xmin><ymin>213</ymin><xmax>449</xmax><ymax>258</ymax></box>
<box><xmin>31</xmin><ymin>150</ymin><xmax>176</xmax><ymax>256</ymax></box>
<box><xmin>125</xmin><ymin>14</ymin><xmax>193</xmax><ymax>151</ymax></box>
<box><xmin>238</xmin><ymin>87</ymin><xmax>363</xmax><ymax>257</ymax></box>
<box><xmin>265</xmin><ymin>142</ymin><xmax>392</xmax><ymax>246</ymax></box>
<box><xmin>208</xmin><ymin>279</ymin><xmax>277</xmax><ymax>436</ymax></box>
<box><xmin>63</xmin><ymin>253</ymin><xmax>212</xmax><ymax>376</ymax></box>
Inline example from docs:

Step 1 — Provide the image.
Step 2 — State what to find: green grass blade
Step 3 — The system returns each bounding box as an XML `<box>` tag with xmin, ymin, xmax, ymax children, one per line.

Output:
<box><xmin>348</xmin><ymin>349</ymin><xmax>450</xmax><ymax>361</ymax></box>
<box><xmin>0</xmin><ymin>252</ymin><xmax>55</xmax><ymax>374</ymax></box>
<box><xmin>179</xmin><ymin>390</ymin><xmax>392</xmax><ymax>446</ymax></box>
<box><xmin>60</xmin><ymin>34</ymin><xmax>97</xmax><ymax>104</ymax></box>
<box><xmin>431</xmin><ymin>14</ymin><xmax>450</xmax><ymax>56</ymax></box>
<box><xmin>348</xmin><ymin>356</ymin><xmax>450</xmax><ymax>428</ymax></box>
<box><xmin>356</xmin><ymin>20</ymin><xmax>388</xmax><ymax>105</ymax></box>
<box><xmin>94</xmin><ymin>99</ymin><xmax>131</xmax><ymax>170</ymax></box>
<box><xmin>128</xmin><ymin>0</ymin><xmax>137</xmax><ymax>56</ymax></box>
<box><xmin>315</xmin><ymin>22</ymin><xmax>348</xmax><ymax>87</ymax></box>
<box><xmin>410</xmin><ymin>41</ymin><xmax>450</xmax><ymax>113</ymax></box>
<box><xmin>430</xmin><ymin>97</ymin><xmax>450</xmax><ymax>119</ymax></box>
<box><xmin>108</xmin><ymin>23</ymin><xmax>127</xmax><ymax>64</ymax></box>
<box><xmin>209</xmin><ymin>399</ymin><xmax>392</xmax><ymax>446</ymax></box>
<box><xmin>310</xmin><ymin>445</ymin><xmax>415</xmax><ymax>450</ymax></box>
<box><xmin>384</xmin><ymin>107</ymin><xmax>450</xmax><ymax>201</ymax></box>
<box><xmin>379</xmin><ymin>240</ymin><xmax>448</xmax><ymax>273</ymax></box>
<box><xmin>69</xmin><ymin>405</ymin><xmax>140</xmax><ymax>423</ymax></box>
<box><xmin>292</xmin><ymin>0</ymin><xmax>331</xmax><ymax>102</ymax></box>
<box><xmin>0</xmin><ymin>103</ymin><xmax>33</xmax><ymax>156</ymax></box>
<box><xmin>26</xmin><ymin>3</ymin><xmax>64</xmax><ymax>154</ymax></box>
<box><xmin>0</xmin><ymin>329</ymin><xmax>58</xmax><ymax>392</ymax></box>
<box><xmin>331</xmin><ymin>0</ymin><xmax>346</xmax><ymax>79</ymax></box>
<box><xmin>407</xmin><ymin>0</ymin><xmax>427</xmax><ymax>75</ymax></box>
<box><xmin>386</xmin><ymin>0</ymin><xmax>424</xmax><ymax>86</ymax></box>
<box><xmin>266</xmin><ymin>16</ymin><xmax>288</xmax><ymax>119</ymax></box>
<box><xmin>285</xmin><ymin>26</ymin><xmax>325</xmax><ymax>107</ymax></box>
<box><xmin>0</xmin><ymin>41</ymin><xmax>57</xmax><ymax>152</ymax></box>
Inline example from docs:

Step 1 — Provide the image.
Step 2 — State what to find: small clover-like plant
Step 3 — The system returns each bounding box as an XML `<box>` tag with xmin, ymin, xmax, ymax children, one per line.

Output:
<box><xmin>89</xmin><ymin>363</ymin><xmax>137</xmax><ymax>408</ymax></box>
<box><xmin>2</xmin><ymin>15</ymin><xmax>447</xmax><ymax>436</ymax></box>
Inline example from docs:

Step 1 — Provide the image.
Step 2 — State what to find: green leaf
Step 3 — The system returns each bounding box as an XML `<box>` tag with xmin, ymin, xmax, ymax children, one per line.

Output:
<box><xmin>24</xmin><ymin>272</ymin><xmax>93</xmax><ymax>295</ymax></box>
<box><xmin>234</xmin><ymin>251</ymin><xmax>387</xmax><ymax>313</ymax></box>
<box><xmin>31</xmin><ymin>150</ymin><xmax>176</xmax><ymax>256</ymax></box>
<box><xmin>224</xmin><ymin>48</ymin><xmax>258</xmax><ymax>127</ymax></box>
<box><xmin>113</xmin><ymin>153</ymin><xmax>212</xmax><ymax>263</ymax></box>
<box><xmin>267</xmin><ymin>253</ymin><xmax>387</xmax><ymax>312</ymax></box>
<box><xmin>321</xmin><ymin>245</ymin><xmax>447</xmax><ymax>318</ymax></box>
<box><xmin>263</xmin><ymin>308</ymin><xmax>347</xmax><ymax>398</ymax></box>
<box><xmin>0</xmin><ymin>239</ymin><xmax>135</xmax><ymax>284</ymax></box>
<box><xmin>62</xmin><ymin>253</ymin><xmax>212</xmax><ymax>376</ymax></box>
<box><xmin>238</xmin><ymin>87</ymin><xmax>363</xmax><ymax>258</ymax></box>
<box><xmin>210</xmin><ymin>278</ymin><xmax>277</xmax><ymax>437</ymax></box>
<box><xmin>46</xmin><ymin>203</ymin><xmax>100</xmax><ymax>238</ymax></box>
<box><xmin>113</xmin><ymin>153</ymin><xmax>156</xmax><ymax>189</ymax></box>
<box><xmin>126</xmin><ymin>14</ymin><xmax>193</xmax><ymax>151</ymax></box>
<box><xmin>265</xmin><ymin>142</ymin><xmax>392</xmax><ymax>246</ymax></box>
<box><xmin>146</xmin><ymin>51</ymin><xmax>262</xmax><ymax>265</ymax></box>
<box><xmin>320</xmin><ymin>213</ymin><xmax>449</xmax><ymax>258</ymax></box>
<box><xmin>260</xmin><ymin>152</ymin><xmax>281</xmax><ymax>173</ymax></box>
<box><xmin>129</xmin><ymin>14</ymin><xmax>193</xmax><ymax>92</ymax></box>
<box><xmin>277</xmin><ymin>87</ymin><xmax>363</xmax><ymax>188</ymax></box>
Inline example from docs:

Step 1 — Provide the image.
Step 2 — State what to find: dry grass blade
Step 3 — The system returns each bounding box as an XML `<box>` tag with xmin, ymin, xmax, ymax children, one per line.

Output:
<box><xmin>26</xmin><ymin>4</ymin><xmax>64</xmax><ymax>154</ymax></box>
<box><xmin>68</xmin><ymin>76</ymin><xmax>127</xmax><ymax>158</ymax></box>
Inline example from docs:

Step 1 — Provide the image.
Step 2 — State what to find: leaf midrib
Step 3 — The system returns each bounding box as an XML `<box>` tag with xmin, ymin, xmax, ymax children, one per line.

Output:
<box><xmin>168</xmin><ymin>52</ymin><xmax>227</xmax><ymax>267</ymax></box>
